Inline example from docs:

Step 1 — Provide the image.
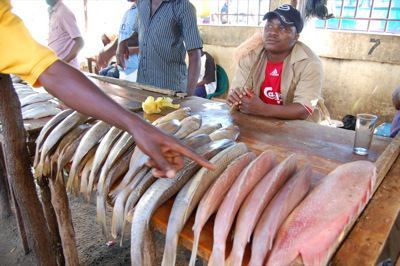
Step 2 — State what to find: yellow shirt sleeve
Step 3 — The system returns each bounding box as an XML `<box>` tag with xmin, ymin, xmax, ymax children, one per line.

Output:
<box><xmin>0</xmin><ymin>1</ymin><xmax>58</xmax><ymax>87</ymax></box>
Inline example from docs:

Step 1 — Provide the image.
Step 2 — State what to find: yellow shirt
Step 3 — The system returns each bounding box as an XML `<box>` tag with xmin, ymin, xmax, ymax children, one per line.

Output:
<box><xmin>0</xmin><ymin>1</ymin><xmax>58</xmax><ymax>86</ymax></box>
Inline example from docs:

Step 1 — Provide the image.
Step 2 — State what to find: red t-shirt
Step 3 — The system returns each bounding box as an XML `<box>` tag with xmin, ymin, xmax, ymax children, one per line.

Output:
<box><xmin>259</xmin><ymin>61</ymin><xmax>283</xmax><ymax>105</ymax></box>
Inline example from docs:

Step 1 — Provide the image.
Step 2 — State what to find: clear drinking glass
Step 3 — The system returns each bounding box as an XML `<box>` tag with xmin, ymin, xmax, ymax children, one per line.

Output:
<box><xmin>353</xmin><ymin>114</ymin><xmax>378</xmax><ymax>156</ymax></box>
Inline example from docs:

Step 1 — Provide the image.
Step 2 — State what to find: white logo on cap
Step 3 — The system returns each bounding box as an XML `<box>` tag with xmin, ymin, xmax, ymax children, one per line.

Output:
<box><xmin>278</xmin><ymin>4</ymin><xmax>291</xmax><ymax>11</ymax></box>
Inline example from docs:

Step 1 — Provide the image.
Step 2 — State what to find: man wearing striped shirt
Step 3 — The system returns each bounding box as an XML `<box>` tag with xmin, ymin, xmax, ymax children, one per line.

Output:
<box><xmin>117</xmin><ymin>0</ymin><xmax>202</xmax><ymax>95</ymax></box>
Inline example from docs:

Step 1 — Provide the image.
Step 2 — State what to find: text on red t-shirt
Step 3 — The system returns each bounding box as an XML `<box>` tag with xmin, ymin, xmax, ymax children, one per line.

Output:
<box><xmin>259</xmin><ymin>61</ymin><xmax>284</xmax><ymax>105</ymax></box>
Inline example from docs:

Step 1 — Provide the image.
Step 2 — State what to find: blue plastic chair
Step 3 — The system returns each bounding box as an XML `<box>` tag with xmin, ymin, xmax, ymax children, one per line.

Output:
<box><xmin>207</xmin><ymin>64</ymin><xmax>229</xmax><ymax>99</ymax></box>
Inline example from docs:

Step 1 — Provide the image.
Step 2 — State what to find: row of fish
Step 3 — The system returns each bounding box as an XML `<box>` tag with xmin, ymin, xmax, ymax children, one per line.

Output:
<box><xmin>187</xmin><ymin>153</ymin><xmax>376</xmax><ymax>266</ymax></box>
<box><xmin>33</xmin><ymin>107</ymin><xmax>241</xmax><ymax>264</ymax></box>
<box><xmin>33</xmin><ymin>105</ymin><xmax>377</xmax><ymax>266</ymax></box>
<box><xmin>13</xmin><ymin>82</ymin><xmax>62</xmax><ymax>119</ymax></box>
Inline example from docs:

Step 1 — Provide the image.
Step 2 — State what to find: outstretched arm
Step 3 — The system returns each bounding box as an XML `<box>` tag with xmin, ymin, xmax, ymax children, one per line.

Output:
<box><xmin>38</xmin><ymin>60</ymin><xmax>214</xmax><ymax>177</ymax></box>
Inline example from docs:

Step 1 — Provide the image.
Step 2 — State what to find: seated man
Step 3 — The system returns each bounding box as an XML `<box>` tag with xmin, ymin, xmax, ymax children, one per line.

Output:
<box><xmin>227</xmin><ymin>4</ymin><xmax>324</xmax><ymax>122</ymax></box>
<box><xmin>391</xmin><ymin>86</ymin><xmax>400</xmax><ymax>137</ymax></box>
<box><xmin>194</xmin><ymin>49</ymin><xmax>217</xmax><ymax>98</ymax></box>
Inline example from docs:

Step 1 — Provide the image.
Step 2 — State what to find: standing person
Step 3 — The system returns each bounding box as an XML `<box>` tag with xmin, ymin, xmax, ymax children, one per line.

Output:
<box><xmin>96</xmin><ymin>0</ymin><xmax>139</xmax><ymax>81</ymax></box>
<box><xmin>220</xmin><ymin>0</ymin><xmax>229</xmax><ymax>24</ymax></box>
<box><xmin>391</xmin><ymin>86</ymin><xmax>400</xmax><ymax>137</ymax></box>
<box><xmin>1</xmin><ymin>1</ymin><xmax>214</xmax><ymax>178</ymax></box>
<box><xmin>227</xmin><ymin>4</ymin><xmax>324</xmax><ymax>122</ymax></box>
<box><xmin>194</xmin><ymin>49</ymin><xmax>217</xmax><ymax>98</ymax></box>
<box><xmin>117</xmin><ymin>0</ymin><xmax>202</xmax><ymax>96</ymax></box>
<box><xmin>46</xmin><ymin>0</ymin><xmax>84</xmax><ymax>69</ymax></box>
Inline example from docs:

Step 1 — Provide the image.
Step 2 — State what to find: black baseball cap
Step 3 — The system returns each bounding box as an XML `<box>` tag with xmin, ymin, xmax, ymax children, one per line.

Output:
<box><xmin>263</xmin><ymin>4</ymin><xmax>304</xmax><ymax>33</ymax></box>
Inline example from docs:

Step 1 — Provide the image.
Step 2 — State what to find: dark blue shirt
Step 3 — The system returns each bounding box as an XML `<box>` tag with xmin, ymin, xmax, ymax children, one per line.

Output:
<box><xmin>133</xmin><ymin>0</ymin><xmax>202</xmax><ymax>92</ymax></box>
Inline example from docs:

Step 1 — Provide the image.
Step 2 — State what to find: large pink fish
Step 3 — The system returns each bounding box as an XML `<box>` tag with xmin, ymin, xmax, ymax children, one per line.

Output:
<box><xmin>208</xmin><ymin>150</ymin><xmax>276</xmax><ymax>266</ymax></box>
<box><xmin>266</xmin><ymin>160</ymin><xmax>376</xmax><ymax>266</ymax></box>
<box><xmin>189</xmin><ymin>152</ymin><xmax>256</xmax><ymax>266</ymax></box>
<box><xmin>226</xmin><ymin>154</ymin><xmax>298</xmax><ymax>266</ymax></box>
<box><xmin>249</xmin><ymin>165</ymin><xmax>312</xmax><ymax>266</ymax></box>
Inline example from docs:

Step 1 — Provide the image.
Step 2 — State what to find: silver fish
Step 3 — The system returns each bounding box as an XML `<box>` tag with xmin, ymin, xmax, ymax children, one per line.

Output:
<box><xmin>67</xmin><ymin>120</ymin><xmax>112</xmax><ymax>194</ymax></box>
<box><xmin>185</xmin><ymin>123</ymin><xmax>222</xmax><ymax>139</ymax></box>
<box><xmin>113</xmin><ymin>167</ymin><xmax>152</xmax><ymax>243</ymax></box>
<box><xmin>55</xmin><ymin>129</ymin><xmax>88</xmax><ymax>182</ymax></box>
<box><xmin>111</xmin><ymin>133</ymin><xmax>212</xmax><ymax>243</ymax></box>
<box><xmin>152</xmin><ymin>107</ymin><xmax>191</xmax><ymax>126</ymax></box>
<box><xmin>34</xmin><ymin>109</ymin><xmax>74</xmax><ymax>168</ymax></box>
<box><xmin>80</xmin><ymin>156</ymin><xmax>95</xmax><ymax>195</ymax></box>
<box><xmin>110</xmin><ymin>119</ymin><xmax>181</xmax><ymax>200</ymax></box>
<box><xmin>22</xmin><ymin>106</ymin><xmax>61</xmax><ymax>120</ymax></box>
<box><xmin>174</xmin><ymin>114</ymin><xmax>202</xmax><ymax>139</ymax></box>
<box><xmin>21</xmin><ymin>101</ymin><xmax>58</xmax><ymax>113</ymax></box>
<box><xmin>86</xmin><ymin>127</ymin><xmax>123</xmax><ymax>201</ymax></box>
<box><xmin>35</xmin><ymin>111</ymin><xmax>88</xmax><ymax>178</ymax></box>
<box><xmin>209</xmin><ymin>124</ymin><xmax>240</xmax><ymax>141</ymax></box>
<box><xmin>130</xmin><ymin>139</ymin><xmax>234</xmax><ymax>266</ymax></box>
<box><xmin>96</xmin><ymin>131</ymin><xmax>135</xmax><ymax>236</ymax></box>
<box><xmin>20</xmin><ymin>93</ymin><xmax>54</xmax><ymax>107</ymax></box>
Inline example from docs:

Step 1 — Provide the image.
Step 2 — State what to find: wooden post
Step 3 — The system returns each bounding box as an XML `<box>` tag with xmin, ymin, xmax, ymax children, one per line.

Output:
<box><xmin>37</xmin><ymin>177</ymin><xmax>66</xmax><ymax>266</ymax></box>
<box><xmin>0</xmin><ymin>146</ymin><xmax>12</xmax><ymax>219</ymax></box>
<box><xmin>0</xmin><ymin>74</ymin><xmax>57</xmax><ymax>265</ymax></box>
<box><xmin>11</xmin><ymin>188</ymin><xmax>30</xmax><ymax>254</ymax></box>
<box><xmin>1</xmin><ymin>144</ymin><xmax>29</xmax><ymax>253</ymax></box>
<box><xmin>49</xmin><ymin>177</ymin><xmax>80</xmax><ymax>266</ymax></box>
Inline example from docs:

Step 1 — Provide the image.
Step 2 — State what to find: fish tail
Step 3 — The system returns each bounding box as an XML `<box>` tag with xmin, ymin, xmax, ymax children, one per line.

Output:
<box><xmin>111</xmin><ymin>199</ymin><xmax>123</xmax><ymax>239</ymax></box>
<box><xmin>33</xmin><ymin>147</ymin><xmax>40</xmax><ymax>169</ymax></box>
<box><xmin>248</xmin><ymin>255</ymin><xmax>263</xmax><ymax>266</ymax></box>
<box><xmin>209</xmin><ymin>245</ymin><xmax>225</xmax><ymax>266</ymax></box>
<box><xmin>226</xmin><ymin>248</ymin><xmax>244</xmax><ymax>266</ymax></box>
<box><xmin>96</xmin><ymin>196</ymin><xmax>108</xmax><ymax>237</ymax></box>
<box><xmin>66</xmin><ymin>169</ymin><xmax>75</xmax><ymax>193</ymax></box>
<box><xmin>35</xmin><ymin>161</ymin><xmax>43</xmax><ymax>179</ymax></box>
<box><xmin>119</xmin><ymin>219</ymin><xmax>125</xmax><ymax>247</ymax></box>
<box><xmin>189</xmin><ymin>229</ymin><xmax>201</xmax><ymax>266</ymax></box>
<box><xmin>73</xmin><ymin>173</ymin><xmax>80</xmax><ymax>196</ymax></box>
<box><xmin>86</xmin><ymin>173</ymin><xmax>95</xmax><ymax>202</ymax></box>
<box><xmin>161</xmin><ymin>234</ymin><xmax>178</xmax><ymax>266</ymax></box>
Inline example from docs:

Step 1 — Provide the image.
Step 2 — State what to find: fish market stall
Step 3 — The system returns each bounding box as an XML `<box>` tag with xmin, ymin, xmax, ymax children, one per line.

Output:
<box><xmin>1</xmin><ymin>77</ymin><xmax>399</xmax><ymax>265</ymax></box>
<box><xmin>148</xmin><ymin>97</ymin><xmax>400</xmax><ymax>265</ymax></box>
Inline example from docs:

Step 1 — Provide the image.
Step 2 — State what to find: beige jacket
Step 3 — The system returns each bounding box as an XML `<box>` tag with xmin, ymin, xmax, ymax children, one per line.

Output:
<box><xmin>231</xmin><ymin>41</ymin><xmax>325</xmax><ymax>122</ymax></box>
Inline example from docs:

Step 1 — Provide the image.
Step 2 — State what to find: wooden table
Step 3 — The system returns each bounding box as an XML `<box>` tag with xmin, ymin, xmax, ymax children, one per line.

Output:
<box><xmin>151</xmin><ymin>97</ymin><xmax>400</xmax><ymax>265</ymax></box>
<box><xmin>4</xmin><ymin>79</ymin><xmax>398</xmax><ymax>265</ymax></box>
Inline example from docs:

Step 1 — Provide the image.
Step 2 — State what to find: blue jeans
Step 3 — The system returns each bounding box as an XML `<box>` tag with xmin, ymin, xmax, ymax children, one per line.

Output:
<box><xmin>99</xmin><ymin>64</ymin><xmax>119</xmax><ymax>78</ymax></box>
<box><xmin>194</xmin><ymin>85</ymin><xmax>207</xmax><ymax>98</ymax></box>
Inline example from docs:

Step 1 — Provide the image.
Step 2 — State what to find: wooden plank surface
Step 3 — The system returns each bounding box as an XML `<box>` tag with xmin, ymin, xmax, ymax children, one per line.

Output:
<box><xmin>87</xmin><ymin>74</ymin><xmax>178</xmax><ymax>96</ymax></box>
<box><xmin>150</xmin><ymin>96</ymin><xmax>398</xmax><ymax>264</ymax></box>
